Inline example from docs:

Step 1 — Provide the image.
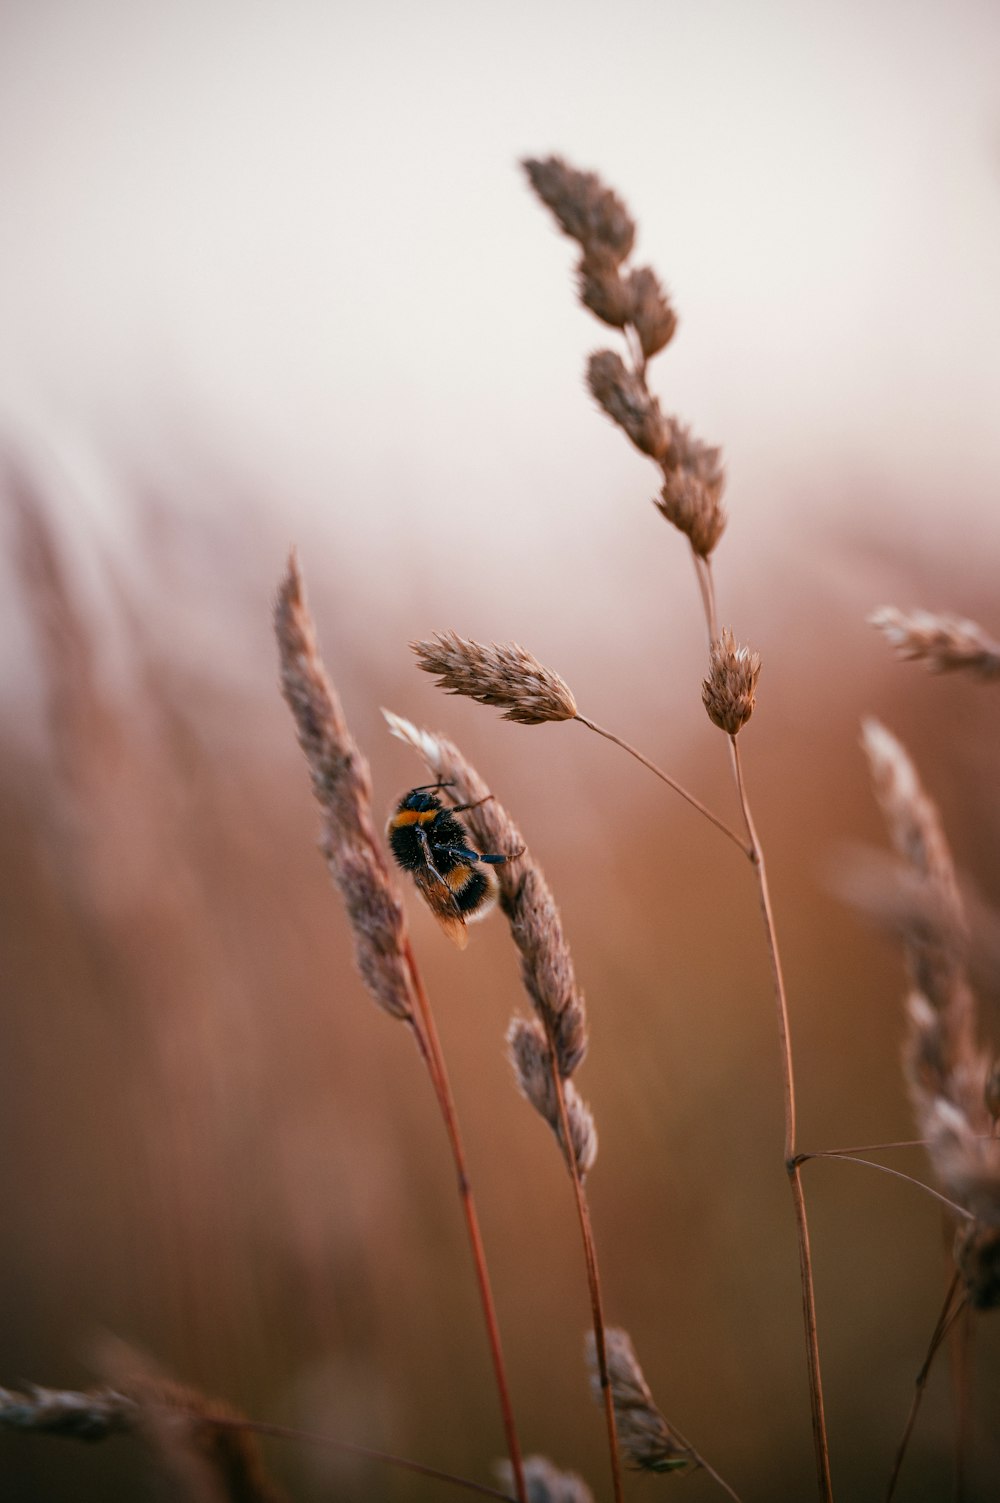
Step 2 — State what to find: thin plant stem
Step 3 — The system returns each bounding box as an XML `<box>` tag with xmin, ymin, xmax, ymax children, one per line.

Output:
<box><xmin>800</xmin><ymin>1139</ymin><xmax>932</xmax><ymax>1157</ymax></box>
<box><xmin>950</xmin><ymin>1298</ymin><xmax>972</xmax><ymax>1503</ymax></box>
<box><xmin>544</xmin><ymin>1049</ymin><xmax>625</xmax><ymax>1503</ymax></box>
<box><xmin>795</xmin><ymin>1151</ymin><xmax>974</xmax><ymax>1220</ymax></box>
<box><xmin>573</xmin><ymin>714</ymin><xmax>750</xmax><ymax>856</ymax></box>
<box><xmin>886</xmin><ymin>1273</ymin><xmax>967</xmax><ymax>1502</ymax></box>
<box><xmin>180</xmin><ymin>1409</ymin><xmax>518</xmax><ymax>1503</ymax></box>
<box><xmin>400</xmin><ymin>935</ymin><xmax>528</xmax><ymax>1503</ymax></box>
<box><xmin>693</xmin><ymin>553</ymin><xmax>720</xmax><ymax>643</ymax></box>
<box><xmin>729</xmin><ymin>731</ymin><xmax>833</xmax><ymax>1503</ymax></box>
<box><xmin>668</xmin><ymin>1424</ymin><xmax>744</xmax><ymax>1503</ymax></box>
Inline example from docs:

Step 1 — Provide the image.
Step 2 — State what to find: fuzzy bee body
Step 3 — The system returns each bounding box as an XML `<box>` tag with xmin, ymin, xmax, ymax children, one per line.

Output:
<box><xmin>386</xmin><ymin>785</ymin><xmax>515</xmax><ymax>948</ymax></box>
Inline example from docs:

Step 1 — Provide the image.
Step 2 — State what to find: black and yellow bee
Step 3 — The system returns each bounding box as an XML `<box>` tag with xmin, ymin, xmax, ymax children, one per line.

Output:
<box><xmin>386</xmin><ymin>783</ymin><xmax>521</xmax><ymax>949</ymax></box>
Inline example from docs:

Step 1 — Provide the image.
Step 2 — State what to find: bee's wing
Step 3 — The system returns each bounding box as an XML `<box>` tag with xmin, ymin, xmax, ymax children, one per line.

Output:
<box><xmin>412</xmin><ymin>866</ymin><xmax>469</xmax><ymax>950</ymax></box>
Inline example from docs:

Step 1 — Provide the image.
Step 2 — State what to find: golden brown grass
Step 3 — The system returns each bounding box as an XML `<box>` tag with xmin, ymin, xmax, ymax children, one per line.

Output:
<box><xmin>7</xmin><ymin>153</ymin><xmax>1000</xmax><ymax>1503</ymax></box>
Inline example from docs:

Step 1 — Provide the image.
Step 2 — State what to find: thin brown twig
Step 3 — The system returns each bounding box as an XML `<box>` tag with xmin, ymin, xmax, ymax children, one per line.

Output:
<box><xmin>799</xmin><ymin>1139</ymin><xmax>933</xmax><ymax>1157</ymax></box>
<box><xmin>795</xmin><ymin>1151</ymin><xmax>975</xmax><ymax>1219</ymax></box>
<box><xmin>543</xmin><ymin>1047</ymin><xmax>624</xmax><ymax>1503</ymax></box>
<box><xmin>728</xmin><ymin>730</ymin><xmax>833</xmax><ymax>1503</ymax></box>
<box><xmin>196</xmin><ymin>1411</ymin><xmax>519</xmax><ymax>1503</ymax></box>
<box><xmin>666</xmin><ymin>1419</ymin><xmax>744</xmax><ymax>1503</ymax></box>
<box><xmin>886</xmin><ymin>1273</ymin><xmax>967</xmax><ymax>1502</ymax></box>
<box><xmin>573</xmin><ymin>714</ymin><xmax>750</xmax><ymax>856</ymax></box>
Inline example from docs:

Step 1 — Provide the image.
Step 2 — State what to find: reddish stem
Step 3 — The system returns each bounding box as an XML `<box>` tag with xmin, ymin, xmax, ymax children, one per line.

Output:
<box><xmin>401</xmin><ymin>936</ymin><xmax>528</xmax><ymax>1503</ymax></box>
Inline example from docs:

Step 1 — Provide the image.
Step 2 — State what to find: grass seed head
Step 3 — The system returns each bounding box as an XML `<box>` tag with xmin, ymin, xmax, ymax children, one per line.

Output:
<box><xmin>587</xmin><ymin>350</ymin><xmax>669</xmax><ymax>459</ymax></box>
<box><xmin>870</xmin><ymin>607</ymin><xmax>1000</xmax><ymax>680</ymax></box>
<box><xmin>412</xmin><ymin>631</ymin><xmax>578</xmax><ymax>725</ymax></box>
<box><xmin>655</xmin><ymin>469</ymin><xmax>726</xmax><ymax>558</ymax></box>
<box><xmin>585</xmin><ymin>1328</ymin><xmax>694</xmax><ymax>1475</ymax></box>
<box><xmin>523</xmin><ymin>156</ymin><xmax>635</xmax><ymax>265</ymax></box>
<box><xmin>496</xmin><ymin>1454</ymin><xmax>595</xmax><ymax>1503</ymax></box>
<box><xmin>627</xmin><ymin>266</ymin><xmax>677</xmax><ymax>358</ymax></box>
<box><xmin>702</xmin><ymin>628</ymin><xmax>761</xmax><ymax>735</ymax></box>
<box><xmin>508</xmin><ymin>1017</ymin><xmax>597</xmax><ymax>1179</ymax></box>
<box><xmin>276</xmin><ymin>554</ymin><xmax>412</xmax><ymax>1022</ymax></box>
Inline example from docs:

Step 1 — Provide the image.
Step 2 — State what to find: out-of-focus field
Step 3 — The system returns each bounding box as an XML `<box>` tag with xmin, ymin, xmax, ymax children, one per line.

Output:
<box><xmin>2</xmin><ymin>3</ymin><xmax>1000</xmax><ymax>1497</ymax></box>
<box><xmin>2</xmin><ymin>458</ymin><xmax>1000</xmax><ymax>1500</ymax></box>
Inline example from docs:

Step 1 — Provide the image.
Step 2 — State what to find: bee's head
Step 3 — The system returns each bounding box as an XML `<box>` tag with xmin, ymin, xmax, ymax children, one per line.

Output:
<box><xmin>400</xmin><ymin>787</ymin><xmax>443</xmax><ymax>815</ymax></box>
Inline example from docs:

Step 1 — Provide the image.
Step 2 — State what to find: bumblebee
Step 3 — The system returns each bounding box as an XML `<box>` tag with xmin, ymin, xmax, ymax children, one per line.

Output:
<box><xmin>386</xmin><ymin>783</ymin><xmax>520</xmax><ymax>949</ymax></box>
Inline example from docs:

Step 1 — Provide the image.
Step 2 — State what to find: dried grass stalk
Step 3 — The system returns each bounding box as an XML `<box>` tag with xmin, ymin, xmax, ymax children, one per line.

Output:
<box><xmin>870</xmin><ymin>608</ymin><xmax>1000</xmax><ymax>680</ymax></box>
<box><xmin>275</xmin><ymin>553</ymin><xmax>412</xmax><ymax>1021</ymax></box>
<box><xmin>702</xmin><ymin>629</ymin><xmax>761</xmax><ymax>735</ymax></box>
<box><xmin>863</xmin><ymin>722</ymin><xmax>1000</xmax><ymax>1304</ymax></box>
<box><xmin>585</xmin><ymin>1329</ymin><xmax>694</xmax><ymax>1475</ymax></box>
<box><xmin>497</xmin><ymin>1455</ymin><xmax>595</xmax><ymax>1503</ymax></box>
<box><xmin>525</xmin><ymin>155</ymin><xmax>730</xmax><ymax>559</ymax></box>
<box><xmin>383</xmin><ymin>711</ymin><xmax>589</xmax><ymax>1081</ymax></box>
<box><xmin>412</xmin><ymin>632</ymin><xmax>578</xmax><ymax>724</ymax></box>
<box><xmin>861</xmin><ymin>720</ymin><xmax>971</xmax><ymax>1056</ymax></box>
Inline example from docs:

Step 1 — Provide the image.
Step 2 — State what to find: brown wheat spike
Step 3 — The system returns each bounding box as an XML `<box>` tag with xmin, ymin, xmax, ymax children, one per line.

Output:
<box><xmin>507</xmin><ymin>1017</ymin><xmax>597</xmax><ymax>1179</ymax></box>
<box><xmin>275</xmin><ymin>553</ymin><xmax>412</xmax><ymax>1021</ymax></box>
<box><xmin>383</xmin><ymin>711</ymin><xmax>589</xmax><ymax>1081</ymax></box>
<box><xmin>496</xmin><ymin>1454</ymin><xmax>595</xmax><ymax>1503</ymax></box>
<box><xmin>702</xmin><ymin>629</ymin><xmax>762</xmax><ymax>735</ymax></box>
<box><xmin>412</xmin><ymin>632</ymin><xmax>578</xmax><ymax>724</ymax></box>
<box><xmin>585</xmin><ymin>1329</ymin><xmax>694</xmax><ymax>1475</ymax></box>
<box><xmin>525</xmin><ymin>154</ymin><xmax>730</xmax><ymax>559</ymax></box>
<box><xmin>870</xmin><ymin>607</ymin><xmax>1000</xmax><ymax>680</ymax></box>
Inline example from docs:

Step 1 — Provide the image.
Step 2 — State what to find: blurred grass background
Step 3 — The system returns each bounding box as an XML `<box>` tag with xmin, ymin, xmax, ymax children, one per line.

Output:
<box><xmin>2</xmin><ymin>1</ymin><xmax>1000</xmax><ymax>1499</ymax></box>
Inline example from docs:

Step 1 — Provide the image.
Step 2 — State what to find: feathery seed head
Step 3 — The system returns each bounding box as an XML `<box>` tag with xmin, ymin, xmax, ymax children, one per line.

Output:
<box><xmin>275</xmin><ymin>554</ymin><xmax>412</xmax><ymax>1022</ymax></box>
<box><xmin>585</xmin><ymin>1329</ymin><xmax>694</xmax><ymax>1475</ymax></box>
<box><xmin>523</xmin><ymin>156</ymin><xmax>635</xmax><ymax>264</ymax></box>
<box><xmin>411</xmin><ymin>631</ymin><xmax>578</xmax><ymax>725</ymax></box>
<box><xmin>870</xmin><ymin>607</ymin><xmax>1000</xmax><ymax>680</ymax></box>
<box><xmin>587</xmin><ymin>350</ymin><xmax>668</xmax><ymax>459</ymax></box>
<box><xmin>702</xmin><ymin>628</ymin><xmax>761</xmax><ymax>735</ymax></box>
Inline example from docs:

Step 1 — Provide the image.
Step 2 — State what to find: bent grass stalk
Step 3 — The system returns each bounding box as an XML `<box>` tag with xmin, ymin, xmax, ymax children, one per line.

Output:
<box><xmin>274</xmin><ymin>559</ymin><xmax>527</xmax><ymax>1503</ymax></box>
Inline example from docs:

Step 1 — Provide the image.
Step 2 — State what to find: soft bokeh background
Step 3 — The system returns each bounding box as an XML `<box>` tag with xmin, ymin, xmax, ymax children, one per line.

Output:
<box><xmin>2</xmin><ymin>1</ymin><xmax>1000</xmax><ymax>1499</ymax></box>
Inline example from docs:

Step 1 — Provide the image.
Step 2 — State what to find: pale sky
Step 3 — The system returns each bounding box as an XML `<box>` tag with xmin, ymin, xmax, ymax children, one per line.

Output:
<box><xmin>1</xmin><ymin>0</ymin><xmax>999</xmax><ymax>661</ymax></box>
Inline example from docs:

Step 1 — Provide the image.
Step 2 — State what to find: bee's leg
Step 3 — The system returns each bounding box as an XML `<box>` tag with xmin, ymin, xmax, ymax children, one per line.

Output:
<box><xmin>433</xmin><ymin>844</ymin><xmax>482</xmax><ymax>865</ymax></box>
<box><xmin>449</xmin><ymin>794</ymin><xmax>495</xmax><ymax>814</ymax></box>
<box><xmin>415</xmin><ymin>827</ymin><xmax>458</xmax><ymax>893</ymax></box>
